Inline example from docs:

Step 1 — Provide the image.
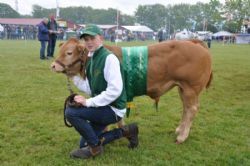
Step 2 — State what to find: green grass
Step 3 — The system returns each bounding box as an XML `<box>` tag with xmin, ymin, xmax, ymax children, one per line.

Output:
<box><xmin>0</xmin><ymin>40</ymin><xmax>249</xmax><ymax>165</ymax></box>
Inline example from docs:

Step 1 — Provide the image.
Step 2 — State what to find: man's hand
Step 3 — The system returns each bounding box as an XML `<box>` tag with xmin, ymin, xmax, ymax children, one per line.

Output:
<box><xmin>74</xmin><ymin>95</ymin><xmax>86</xmax><ymax>106</ymax></box>
<box><xmin>57</xmin><ymin>30</ymin><xmax>63</xmax><ymax>34</ymax></box>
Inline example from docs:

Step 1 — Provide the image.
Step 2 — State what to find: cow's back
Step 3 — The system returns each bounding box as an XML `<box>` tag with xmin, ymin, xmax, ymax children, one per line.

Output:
<box><xmin>147</xmin><ymin>40</ymin><xmax>212</xmax><ymax>96</ymax></box>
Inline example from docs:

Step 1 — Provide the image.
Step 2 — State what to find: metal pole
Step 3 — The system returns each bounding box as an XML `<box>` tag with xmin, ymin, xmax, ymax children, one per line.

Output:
<box><xmin>168</xmin><ymin>14</ymin><xmax>171</xmax><ymax>40</ymax></box>
<box><xmin>116</xmin><ymin>9</ymin><xmax>119</xmax><ymax>46</ymax></box>
<box><xmin>56</xmin><ymin>0</ymin><xmax>60</xmax><ymax>19</ymax></box>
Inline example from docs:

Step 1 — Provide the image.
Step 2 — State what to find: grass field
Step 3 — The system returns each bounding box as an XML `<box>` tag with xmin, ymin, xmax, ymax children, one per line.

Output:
<box><xmin>0</xmin><ymin>39</ymin><xmax>249</xmax><ymax>165</ymax></box>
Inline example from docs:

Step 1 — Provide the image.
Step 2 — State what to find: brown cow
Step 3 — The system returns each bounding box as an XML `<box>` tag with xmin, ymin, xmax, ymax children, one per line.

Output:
<box><xmin>51</xmin><ymin>38</ymin><xmax>212</xmax><ymax>144</ymax></box>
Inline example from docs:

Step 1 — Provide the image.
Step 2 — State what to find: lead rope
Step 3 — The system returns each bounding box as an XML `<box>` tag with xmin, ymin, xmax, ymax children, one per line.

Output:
<box><xmin>58</xmin><ymin>50</ymin><xmax>86</xmax><ymax>128</ymax></box>
<box><xmin>63</xmin><ymin>75</ymin><xmax>74</xmax><ymax>127</ymax></box>
<box><xmin>67</xmin><ymin>76</ymin><xmax>74</xmax><ymax>95</ymax></box>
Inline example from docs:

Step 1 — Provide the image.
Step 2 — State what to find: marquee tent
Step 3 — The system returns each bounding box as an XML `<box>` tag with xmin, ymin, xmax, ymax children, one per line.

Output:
<box><xmin>122</xmin><ymin>26</ymin><xmax>153</xmax><ymax>32</ymax></box>
<box><xmin>212</xmin><ymin>31</ymin><xmax>234</xmax><ymax>37</ymax></box>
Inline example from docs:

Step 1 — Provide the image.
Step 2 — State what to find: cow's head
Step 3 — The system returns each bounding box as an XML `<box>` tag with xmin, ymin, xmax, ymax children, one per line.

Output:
<box><xmin>51</xmin><ymin>38</ymin><xmax>89</xmax><ymax>78</ymax></box>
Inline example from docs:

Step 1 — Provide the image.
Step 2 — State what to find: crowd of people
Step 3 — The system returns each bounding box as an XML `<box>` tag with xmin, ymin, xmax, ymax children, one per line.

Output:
<box><xmin>2</xmin><ymin>17</ymin><xmax>249</xmax><ymax>60</ymax></box>
<box><xmin>107</xmin><ymin>31</ymin><xmax>148</xmax><ymax>42</ymax></box>
<box><xmin>0</xmin><ymin>24</ymin><xmax>37</xmax><ymax>40</ymax></box>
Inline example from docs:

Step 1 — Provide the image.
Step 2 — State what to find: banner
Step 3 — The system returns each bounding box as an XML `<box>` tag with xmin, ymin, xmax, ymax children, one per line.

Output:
<box><xmin>57</xmin><ymin>20</ymin><xmax>67</xmax><ymax>27</ymax></box>
<box><xmin>235</xmin><ymin>34</ymin><xmax>250</xmax><ymax>44</ymax></box>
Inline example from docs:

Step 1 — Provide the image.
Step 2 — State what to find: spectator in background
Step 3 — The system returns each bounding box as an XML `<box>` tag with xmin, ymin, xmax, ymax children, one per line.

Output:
<box><xmin>110</xmin><ymin>33</ymin><xmax>115</xmax><ymax>42</ymax></box>
<box><xmin>207</xmin><ymin>35</ymin><xmax>212</xmax><ymax>48</ymax></box>
<box><xmin>158</xmin><ymin>29</ymin><xmax>163</xmax><ymax>42</ymax></box>
<box><xmin>47</xmin><ymin>14</ymin><xmax>58</xmax><ymax>58</ymax></box>
<box><xmin>32</xmin><ymin>26</ymin><xmax>37</xmax><ymax>40</ymax></box>
<box><xmin>0</xmin><ymin>24</ymin><xmax>4</xmax><ymax>39</ymax></box>
<box><xmin>6</xmin><ymin>25</ymin><xmax>11</xmax><ymax>39</ymax></box>
<box><xmin>247</xmin><ymin>19</ymin><xmax>250</xmax><ymax>34</ymax></box>
<box><xmin>38</xmin><ymin>18</ymin><xmax>50</xmax><ymax>60</ymax></box>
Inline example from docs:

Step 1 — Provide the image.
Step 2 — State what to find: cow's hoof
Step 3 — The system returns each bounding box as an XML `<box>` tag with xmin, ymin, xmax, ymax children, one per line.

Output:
<box><xmin>176</xmin><ymin>135</ymin><xmax>187</xmax><ymax>144</ymax></box>
<box><xmin>175</xmin><ymin>140</ymin><xmax>182</xmax><ymax>144</ymax></box>
<box><xmin>175</xmin><ymin>127</ymin><xmax>181</xmax><ymax>134</ymax></box>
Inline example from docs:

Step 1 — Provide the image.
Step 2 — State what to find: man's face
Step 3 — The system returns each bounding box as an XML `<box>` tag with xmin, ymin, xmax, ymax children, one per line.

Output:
<box><xmin>44</xmin><ymin>20</ymin><xmax>48</xmax><ymax>24</ymax></box>
<box><xmin>82</xmin><ymin>35</ymin><xmax>103</xmax><ymax>52</ymax></box>
<box><xmin>50</xmin><ymin>15</ymin><xmax>55</xmax><ymax>20</ymax></box>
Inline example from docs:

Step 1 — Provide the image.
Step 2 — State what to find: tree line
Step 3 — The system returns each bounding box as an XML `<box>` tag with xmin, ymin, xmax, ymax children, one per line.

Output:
<box><xmin>1</xmin><ymin>0</ymin><xmax>249</xmax><ymax>33</ymax></box>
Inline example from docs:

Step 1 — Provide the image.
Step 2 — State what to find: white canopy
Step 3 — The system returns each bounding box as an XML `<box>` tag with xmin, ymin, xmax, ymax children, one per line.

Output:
<box><xmin>122</xmin><ymin>26</ymin><xmax>153</xmax><ymax>32</ymax></box>
<box><xmin>0</xmin><ymin>24</ymin><xmax>3</xmax><ymax>32</ymax></box>
<box><xmin>212</xmin><ymin>31</ymin><xmax>234</xmax><ymax>37</ymax></box>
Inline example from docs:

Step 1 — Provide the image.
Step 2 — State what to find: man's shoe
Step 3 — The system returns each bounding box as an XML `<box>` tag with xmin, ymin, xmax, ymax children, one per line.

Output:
<box><xmin>122</xmin><ymin>123</ymin><xmax>139</xmax><ymax>149</ymax></box>
<box><xmin>70</xmin><ymin>145</ymin><xmax>103</xmax><ymax>159</ymax></box>
<box><xmin>47</xmin><ymin>56</ymin><xmax>54</xmax><ymax>59</ymax></box>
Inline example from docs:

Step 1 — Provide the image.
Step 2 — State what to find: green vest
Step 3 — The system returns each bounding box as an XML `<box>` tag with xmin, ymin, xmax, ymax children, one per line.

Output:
<box><xmin>86</xmin><ymin>46</ymin><xmax>127</xmax><ymax>109</ymax></box>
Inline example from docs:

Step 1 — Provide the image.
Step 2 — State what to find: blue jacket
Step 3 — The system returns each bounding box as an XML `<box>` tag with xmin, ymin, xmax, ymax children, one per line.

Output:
<box><xmin>37</xmin><ymin>21</ymin><xmax>49</xmax><ymax>41</ymax></box>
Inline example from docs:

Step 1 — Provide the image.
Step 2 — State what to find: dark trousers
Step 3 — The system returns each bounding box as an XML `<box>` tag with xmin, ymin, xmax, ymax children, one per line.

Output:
<box><xmin>47</xmin><ymin>37</ymin><xmax>57</xmax><ymax>57</ymax></box>
<box><xmin>207</xmin><ymin>41</ymin><xmax>211</xmax><ymax>48</ymax></box>
<box><xmin>65</xmin><ymin>106</ymin><xmax>123</xmax><ymax>148</ymax></box>
<box><xmin>40</xmin><ymin>41</ymin><xmax>47</xmax><ymax>59</ymax></box>
<box><xmin>158</xmin><ymin>38</ymin><xmax>163</xmax><ymax>42</ymax></box>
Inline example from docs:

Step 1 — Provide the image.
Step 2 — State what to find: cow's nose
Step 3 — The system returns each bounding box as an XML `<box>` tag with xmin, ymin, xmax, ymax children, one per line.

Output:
<box><xmin>51</xmin><ymin>64</ymin><xmax>55</xmax><ymax>69</ymax></box>
<box><xmin>50</xmin><ymin>62</ymin><xmax>56</xmax><ymax>70</ymax></box>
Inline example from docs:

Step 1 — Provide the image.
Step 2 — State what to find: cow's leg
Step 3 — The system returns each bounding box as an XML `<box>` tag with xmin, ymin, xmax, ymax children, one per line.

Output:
<box><xmin>175</xmin><ymin>87</ymin><xmax>185</xmax><ymax>135</ymax></box>
<box><xmin>117</xmin><ymin>119</ymin><xmax>125</xmax><ymax>128</ymax></box>
<box><xmin>103</xmin><ymin>119</ymin><xmax>125</xmax><ymax>132</ymax></box>
<box><xmin>175</xmin><ymin>86</ymin><xmax>200</xmax><ymax>144</ymax></box>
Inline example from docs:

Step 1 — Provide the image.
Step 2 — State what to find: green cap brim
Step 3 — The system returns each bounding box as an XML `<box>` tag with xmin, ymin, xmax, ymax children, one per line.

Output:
<box><xmin>80</xmin><ymin>31</ymin><xmax>98</xmax><ymax>38</ymax></box>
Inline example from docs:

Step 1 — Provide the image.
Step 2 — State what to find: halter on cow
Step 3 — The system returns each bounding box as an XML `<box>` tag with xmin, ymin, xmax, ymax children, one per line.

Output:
<box><xmin>51</xmin><ymin>38</ymin><xmax>213</xmax><ymax>144</ymax></box>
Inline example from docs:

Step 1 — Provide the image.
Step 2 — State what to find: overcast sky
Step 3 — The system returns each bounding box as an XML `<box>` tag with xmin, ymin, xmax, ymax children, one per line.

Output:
<box><xmin>0</xmin><ymin>0</ymin><xmax>224</xmax><ymax>15</ymax></box>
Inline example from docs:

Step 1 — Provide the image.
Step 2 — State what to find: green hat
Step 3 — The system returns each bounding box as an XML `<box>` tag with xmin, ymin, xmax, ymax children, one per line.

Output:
<box><xmin>80</xmin><ymin>24</ymin><xmax>102</xmax><ymax>38</ymax></box>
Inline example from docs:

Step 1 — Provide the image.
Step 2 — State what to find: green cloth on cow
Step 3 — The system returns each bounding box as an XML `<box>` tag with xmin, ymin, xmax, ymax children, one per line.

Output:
<box><xmin>122</xmin><ymin>46</ymin><xmax>148</xmax><ymax>104</ymax></box>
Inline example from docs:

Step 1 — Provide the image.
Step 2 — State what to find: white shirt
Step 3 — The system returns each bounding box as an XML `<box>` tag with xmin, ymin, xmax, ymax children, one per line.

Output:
<box><xmin>72</xmin><ymin>51</ymin><xmax>126</xmax><ymax>118</ymax></box>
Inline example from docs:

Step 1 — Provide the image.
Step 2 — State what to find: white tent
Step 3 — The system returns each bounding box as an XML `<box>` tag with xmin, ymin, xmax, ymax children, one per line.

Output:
<box><xmin>0</xmin><ymin>24</ymin><xmax>4</xmax><ymax>32</ymax></box>
<box><xmin>175</xmin><ymin>29</ymin><xmax>195</xmax><ymax>40</ymax></box>
<box><xmin>212</xmin><ymin>31</ymin><xmax>234</xmax><ymax>37</ymax></box>
<box><xmin>235</xmin><ymin>34</ymin><xmax>250</xmax><ymax>44</ymax></box>
<box><xmin>122</xmin><ymin>26</ymin><xmax>153</xmax><ymax>32</ymax></box>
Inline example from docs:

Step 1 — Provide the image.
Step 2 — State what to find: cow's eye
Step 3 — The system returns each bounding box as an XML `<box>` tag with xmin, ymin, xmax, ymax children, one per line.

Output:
<box><xmin>66</xmin><ymin>51</ymin><xmax>73</xmax><ymax>56</ymax></box>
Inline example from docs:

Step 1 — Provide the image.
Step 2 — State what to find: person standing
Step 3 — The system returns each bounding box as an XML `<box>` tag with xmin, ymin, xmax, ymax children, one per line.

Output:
<box><xmin>65</xmin><ymin>24</ymin><xmax>139</xmax><ymax>159</ymax></box>
<box><xmin>207</xmin><ymin>35</ymin><xmax>212</xmax><ymax>48</ymax></box>
<box><xmin>37</xmin><ymin>18</ymin><xmax>50</xmax><ymax>60</ymax></box>
<box><xmin>158</xmin><ymin>29</ymin><xmax>164</xmax><ymax>42</ymax></box>
<box><xmin>47</xmin><ymin>14</ymin><xmax>58</xmax><ymax>58</ymax></box>
<box><xmin>6</xmin><ymin>25</ymin><xmax>11</xmax><ymax>39</ymax></box>
<box><xmin>247</xmin><ymin>19</ymin><xmax>250</xmax><ymax>34</ymax></box>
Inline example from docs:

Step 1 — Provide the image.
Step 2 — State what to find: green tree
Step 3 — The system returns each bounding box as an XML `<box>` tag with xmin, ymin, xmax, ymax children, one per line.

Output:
<box><xmin>30</xmin><ymin>1</ymin><xmax>250</xmax><ymax>34</ymax></box>
<box><xmin>32</xmin><ymin>5</ymin><xmax>55</xmax><ymax>18</ymax></box>
<box><xmin>31</xmin><ymin>5</ymin><xmax>134</xmax><ymax>25</ymax></box>
<box><xmin>0</xmin><ymin>3</ymin><xmax>20</xmax><ymax>18</ymax></box>
<box><xmin>135</xmin><ymin>4</ymin><xmax>166</xmax><ymax>31</ymax></box>
<box><xmin>169</xmin><ymin>4</ymin><xmax>193</xmax><ymax>31</ymax></box>
<box><xmin>223</xmin><ymin>0</ymin><xmax>250</xmax><ymax>32</ymax></box>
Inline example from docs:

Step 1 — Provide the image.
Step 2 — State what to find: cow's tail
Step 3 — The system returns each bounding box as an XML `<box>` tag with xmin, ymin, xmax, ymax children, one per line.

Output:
<box><xmin>206</xmin><ymin>72</ymin><xmax>213</xmax><ymax>89</ymax></box>
<box><xmin>189</xmin><ymin>39</ymin><xmax>208</xmax><ymax>49</ymax></box>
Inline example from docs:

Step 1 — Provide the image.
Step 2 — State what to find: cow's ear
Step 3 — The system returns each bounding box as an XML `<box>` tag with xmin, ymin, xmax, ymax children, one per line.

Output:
<box><xmin>77</xmin><ymin>44</ymin><xmax>84</xmax><ymax>52</ymax></box>
<box><xmin>59</xmin><ymin>42</ymin><xmax>64</xmax><ymax>47</ymax></box>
